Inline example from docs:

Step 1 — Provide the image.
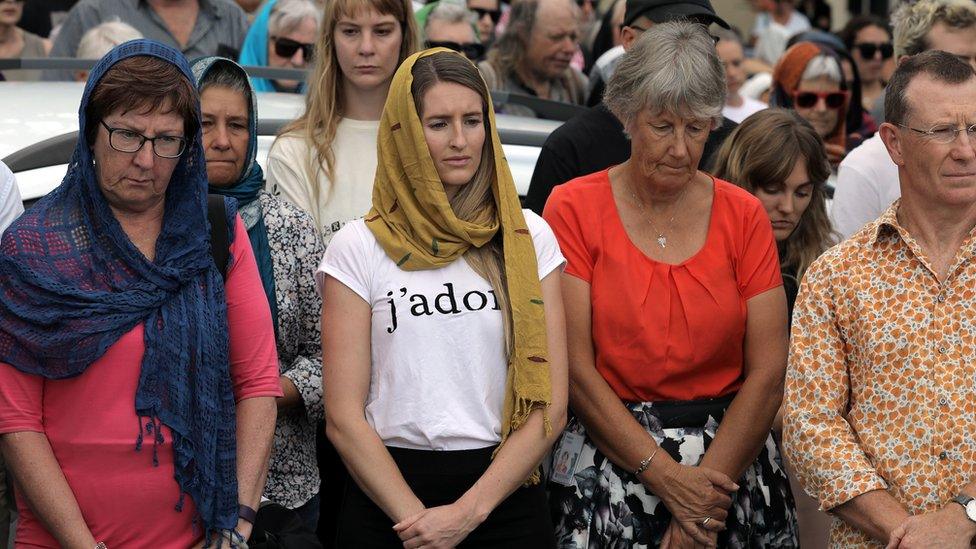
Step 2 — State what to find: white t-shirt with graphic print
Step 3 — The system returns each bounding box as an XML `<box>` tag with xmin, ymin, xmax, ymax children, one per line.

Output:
<box><xmin>318</xmin><ymin>210</ymin><xmax>565</xmax><ymax>451</ymax></box>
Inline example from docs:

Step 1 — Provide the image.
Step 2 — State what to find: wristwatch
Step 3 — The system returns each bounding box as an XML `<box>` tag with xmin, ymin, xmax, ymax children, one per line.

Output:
<box><xmin>953</xmin><ymin>494</ymin><xmax>976</xmax><ymax>523</ymax></box>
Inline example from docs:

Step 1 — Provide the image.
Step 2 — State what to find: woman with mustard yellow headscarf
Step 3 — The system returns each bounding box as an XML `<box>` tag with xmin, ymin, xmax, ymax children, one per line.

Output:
<box><xmin>318</xmin><ymin>48</ymin><xmax>568</xmax><ymax>548</ymax></box>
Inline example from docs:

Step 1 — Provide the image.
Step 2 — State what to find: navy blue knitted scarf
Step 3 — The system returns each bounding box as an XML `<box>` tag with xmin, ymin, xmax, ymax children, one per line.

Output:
<box><xmin>0</xmin><ymin>40</ymin><xmax>239</xmax><ymax>540</ymax></box>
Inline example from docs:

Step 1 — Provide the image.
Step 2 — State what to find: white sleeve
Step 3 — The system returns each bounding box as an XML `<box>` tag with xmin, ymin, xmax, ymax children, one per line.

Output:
<box><xmin>317</xmin><ymin>221</ymin><xmax>371</xmax><ymax>303</ymax></box>
<box><xmin>831</xmin><ymin>159</ymin><xmax>884</xmax><ymax>240</ymax></box>
<box><xmin>523</xmin><ymin>210</ymin><xmax>566</xmax><ymax>280</ymax></box>
<box><xmin>0</xmin><ymin>162</ymin><xmax>24</xmax><ymax>235</ymax></box>
<box><xmin>266</xmin><ymin>137</ymin><xmax>319</xmax><ymax>229</ymax></box>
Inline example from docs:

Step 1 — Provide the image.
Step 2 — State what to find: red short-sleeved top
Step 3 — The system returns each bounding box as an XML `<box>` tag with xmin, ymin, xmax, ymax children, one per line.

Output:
<box><xmin>543</xmin><ymin>169</ymin><xmax>782</xmax><ymax>402</ymax></box>
<box><xmin>0</xmin><ymin>215</ymin><xmax>283</xmax><ymax>549</ymax></box>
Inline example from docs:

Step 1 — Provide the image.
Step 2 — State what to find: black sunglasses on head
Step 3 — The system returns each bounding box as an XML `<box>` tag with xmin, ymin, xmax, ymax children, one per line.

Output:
<box><xmin>470</xmin><ymin>7</ymin><xmax>502</xmax><ymax>23</ymax></box>
<box><xmin>426</xmin><ymin>40</ymin><xmax>486</xmax><ymax>61</ymax></box>
<box><xmin>854</xmin><ymin>42</ymin><xmax>894</xmax><ymax>60</ymax></box>
<box><xmin>271</xmin><ymin>36</ymin><xmax>314</xmax><ymax>61</ymax></box>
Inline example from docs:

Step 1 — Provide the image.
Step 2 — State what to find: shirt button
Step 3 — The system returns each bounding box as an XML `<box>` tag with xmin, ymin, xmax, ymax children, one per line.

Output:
<box><xmin>940</xmin><ymin>451</ymin><xmax>949</xmax><ymax>460</ymax></box>
<box><xmin>940</xmin><ymin>397</ymin><xmax>949</xmax><ymax>406</ymax></box>
<box><xmin>937</xmin><ymin>293</ymin><xmax>946</xmax><ymax>303</ymax></box>
<box><xmin>939</xmin><ymin>345</ymin><xmax>948</xmax><ymax>354</ymax></box>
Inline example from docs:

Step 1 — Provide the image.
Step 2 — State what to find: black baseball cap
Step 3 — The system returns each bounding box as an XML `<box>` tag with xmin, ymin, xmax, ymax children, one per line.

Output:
<box><xmin>624</xmin><ymin>0</ymin><xmax>731</xmax><ymax>29</ymax></box>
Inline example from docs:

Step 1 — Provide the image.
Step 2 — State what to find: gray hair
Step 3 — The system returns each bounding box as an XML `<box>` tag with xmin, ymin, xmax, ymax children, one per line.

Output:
<box><xmin>269</xmin><ymin>0</ymin><xmax>322</xmax><ymax>37</ymax></box>
<box><xmin>199</xmin><ymin>61</ymin><xmax>250</xmax><ymax>97</ymax></box>
<box><xmin>892</xmin><ymin>0</ymin><xmax>976</xmax><ymax>58</ymax></box>
<box><xmin>76</xmin><ymin>20</ymin><xmax>143</xmax><ymax>59</ymax></box>
<box><xmin>604</xmin><ymin>20</ymin><xmax>726</xmax><ymax>130</ymax></box>
<box><xmin>800</xmin><ymin>54</ymin><xmax>842</xmax><ymax>82</ymax></box>
<box><xmin>426</xmin><ymin>2</ymin><xmax>476</xmax><ymax>34</ymax></box>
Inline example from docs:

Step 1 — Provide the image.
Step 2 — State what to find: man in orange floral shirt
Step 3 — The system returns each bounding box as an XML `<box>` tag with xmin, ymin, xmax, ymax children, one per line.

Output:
<box><xmin>784</xmin><ymin>50</ymin><xmax>976</xmax><ymax>548</ymax></box>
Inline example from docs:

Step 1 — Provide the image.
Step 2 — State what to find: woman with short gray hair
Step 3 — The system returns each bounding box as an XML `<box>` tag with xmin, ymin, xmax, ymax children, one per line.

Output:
<box><xmin>543</xmin><ymin>20</ymin><xmax>798</xmax><ymax>547</ymax></box>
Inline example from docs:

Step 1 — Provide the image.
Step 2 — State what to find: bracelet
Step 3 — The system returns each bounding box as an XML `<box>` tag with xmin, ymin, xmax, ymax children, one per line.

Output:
<box><xmin>220</xmin><ymin>529</ymin><xmax>249</xmax><ymax>549</ymax></box>
<box><xmin>238</xmin><ymin>504</ymin><xmax>257</xmax><ymax>524</ymax></box>
<box><xmin>95</xmin><ymin>543</ymin><xmax>107</xmax><ymax>549</ymax></box>
<box><xmin>634</xmin><ymin>447</ymin><xmax>659</xmax><ymax>476</ymax></box>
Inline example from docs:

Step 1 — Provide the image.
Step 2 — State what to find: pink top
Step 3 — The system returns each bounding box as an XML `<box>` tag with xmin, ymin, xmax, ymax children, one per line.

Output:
<box><xmin>0</xmin><ymin>215</ymin><xmax>283</xmax><ymax>548</ymax></box>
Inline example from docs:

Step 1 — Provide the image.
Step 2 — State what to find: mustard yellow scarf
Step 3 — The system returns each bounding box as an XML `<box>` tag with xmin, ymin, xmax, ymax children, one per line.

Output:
<box><xmin>366</xmin><ymin>49</ymin><xmax>551</xmax><ymax>473</ymax></box>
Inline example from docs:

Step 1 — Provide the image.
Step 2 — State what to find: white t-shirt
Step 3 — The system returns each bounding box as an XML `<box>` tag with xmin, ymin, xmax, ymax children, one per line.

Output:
<box><xmin>266</xmin><ymin>118</ymin><xmax>381</xmax><ymax>245</ymax></box>
<box><xmin>752</xmin><ymin>11</ymin><xmax>811</xmax><ymax>65</ymax></box>
<box><xmin>751</xmin><ymin>10</ymin><xmax>811</xmax><ymax>38</ymax></box>
<box><xmin>722</xmin><ymin>96</ymin><xmax>767</xmax><ymax>124</ymax></box>
<box><xmin>318</xmin><ymin>211</ymin><xmax>565</xmax><ymax>450</ymax></box>
<box><xmin>831</xmin><ymin>133</ymin><xmax>900</xmax><ymax>240</ymax></box>
<box><xmin>0</xmin><ymin>161</ymin><xmax>23</xmax><ymax>235</ymax></box>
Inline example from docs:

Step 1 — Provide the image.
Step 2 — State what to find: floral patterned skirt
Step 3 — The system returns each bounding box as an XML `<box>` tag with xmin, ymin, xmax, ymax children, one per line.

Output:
<box><xmin>545</xmin><ymin>397</ymin><xmax>799</xmax><ymax>548</ymax></box>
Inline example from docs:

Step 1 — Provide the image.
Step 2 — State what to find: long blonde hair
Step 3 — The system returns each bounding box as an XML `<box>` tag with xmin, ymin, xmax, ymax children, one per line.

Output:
<box><xmin>410</xmin><ymin>53</ymin><xmax>513</xmax><ymax>354</ymax></box>
<box><xmin>279</xmin><ymin>0</ymin><xmax>419</xmax><ymax>194</ymax></box>
<box><xmin>712</xmin><ymin>109</ymin><xmax>835</xmax><ymax>281</ymax></box>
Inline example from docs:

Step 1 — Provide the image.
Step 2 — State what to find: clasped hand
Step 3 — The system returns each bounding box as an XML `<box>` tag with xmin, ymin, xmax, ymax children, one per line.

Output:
<box><xmin>651</xmin><ymin>461</ymin><xmax>738</xmax><ymax>548</ymax></box>
<box><xmin>393</xmin><ymin>500</ymin><xmax>483</xmax><ymax>549</ymax></box>
<box><xmin>885</xmin><ymin>505</ymin><xmax>976</xmax><ymax>549</ymax></box>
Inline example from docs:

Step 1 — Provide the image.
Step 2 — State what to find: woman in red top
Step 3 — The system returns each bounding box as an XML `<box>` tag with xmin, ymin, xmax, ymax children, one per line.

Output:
<box><xmin>542</xmin><ymin>22</ymin><xmax>798</xmax><ymax>548</ymax></box>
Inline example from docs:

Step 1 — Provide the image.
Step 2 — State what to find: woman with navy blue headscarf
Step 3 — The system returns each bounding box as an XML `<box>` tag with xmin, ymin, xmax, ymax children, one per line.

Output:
<box><xmin>0</xmin><ymin>40</ymin><xmax>282</xmax><ymax>548</ymax></box>
<box><xmin>192</xmin><ymin>55</ymin><xmax>326</xmax><ymax>529</ymax></box>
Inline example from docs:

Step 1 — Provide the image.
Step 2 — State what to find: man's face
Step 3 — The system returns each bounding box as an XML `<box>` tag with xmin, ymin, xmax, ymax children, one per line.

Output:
<box><xmin>522</xmin><ymin>0</ymin><xmax>580</xmax><ymax>80</ymax></box>
<box><xmin>886</xmin><ymin>75</ymin><xmax>976</xmax><ymax>209</ymax></box>
<box><xmin>924</xmin><ymin>22</ymin><xmax>976</xmax><ymax>71</ymax></box>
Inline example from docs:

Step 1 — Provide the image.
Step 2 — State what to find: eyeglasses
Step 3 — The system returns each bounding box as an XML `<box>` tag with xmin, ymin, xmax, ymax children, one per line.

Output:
<box><xmin>425</xmin><ymin>40</ymin><xmax>486</xmax><ymax>61</ymax></box>
<box><xmin>897</xmin><ymin>122</ymin><xmax>976</xmax><ymax>144</ymax></box>
<box><xmin>854</xmin><ymin>42</ymin><xmax>894</xmax><ymax>60</ymax></box>
<box><xmin>792</xmin><ymin>90</ymin><xmax>848</xmax><ymax>109</ymax></box>
<box><xmin>100</xmin><ymin>121</ymin><xmax>187</xmax><ymax>158</ymax></box>
<box><xmin>470</xmin><ymin>7</ymin><xmax>501</xmax><ymax>23</ymax></box>
<box><xmin>271</xmin><ymin>36</ymin><xmax>314</xmax><ymax>61</ymax></box>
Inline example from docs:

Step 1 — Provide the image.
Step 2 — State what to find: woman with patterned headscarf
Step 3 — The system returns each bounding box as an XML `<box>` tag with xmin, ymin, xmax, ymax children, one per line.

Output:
<box><xmin>192</xmin><ymin>55</ymin><xmax>327</xmax><ymax>530</ymax></box>
<box><xmin>0</xmin><ymin>41</ymin><xmax>281</xmax><ymax>548</ymax></box>
<box><xmin>319</xmin><ymin>48</ymin><xmax>568</xmax><ymax>547</ymax></box>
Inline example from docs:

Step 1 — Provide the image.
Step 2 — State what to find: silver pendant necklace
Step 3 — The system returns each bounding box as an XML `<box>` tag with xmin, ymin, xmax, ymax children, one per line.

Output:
<box><xmin>627</xmin><ymin>181</ymin><xmax>691</xmax><ymax>249</ymax></box>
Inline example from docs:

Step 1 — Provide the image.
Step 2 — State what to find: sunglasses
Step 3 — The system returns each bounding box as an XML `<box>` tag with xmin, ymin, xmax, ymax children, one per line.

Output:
<box><xmin>471</xmin><ymin>7</ymin><xmax>502</xmax><ymax>23</ymax></box>
<box><xmin>271</xmin><ymin>36</ymin><xmax>314</xmax><ymax>61</ymax></box>
<box><xmin>426</xmin><ymin>40</ymin><xmax>486</xmax><ymax>61</ymax></box>
<box><xmin>854</xmin><ymin>42</ymin><xmax>894</xmax><ymax>60</ymax></box>
<box><xmin>793</xmin><ymin>90</ymin><xmax>848</xmax><ymax>109</ymax></box>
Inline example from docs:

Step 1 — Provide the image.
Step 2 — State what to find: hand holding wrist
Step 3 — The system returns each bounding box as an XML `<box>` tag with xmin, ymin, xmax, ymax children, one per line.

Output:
<box><xmin>947</xmin><ymin>501</ymin><xmax>976</xmax><ymax>538</ymax></box>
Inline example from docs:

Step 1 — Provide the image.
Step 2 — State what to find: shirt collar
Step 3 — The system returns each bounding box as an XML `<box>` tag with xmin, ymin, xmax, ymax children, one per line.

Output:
<box><xmin>871</xmin><ymin>199</ymin><xmax>903</xmax><ymax>245</ymax></box>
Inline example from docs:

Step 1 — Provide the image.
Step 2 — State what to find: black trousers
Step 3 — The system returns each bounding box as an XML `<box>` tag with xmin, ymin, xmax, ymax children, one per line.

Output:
<box><xmin>336</xmin><ymin>446</ymin><xmax>556</xmax><ymax>548</ymax></box>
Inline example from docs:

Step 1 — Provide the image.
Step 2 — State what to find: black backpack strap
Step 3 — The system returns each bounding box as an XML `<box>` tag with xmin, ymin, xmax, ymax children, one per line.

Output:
<box><xmin>206</xmin><ymin>194</ymin><xmax>229</xmax><ymax>279</ymax></box>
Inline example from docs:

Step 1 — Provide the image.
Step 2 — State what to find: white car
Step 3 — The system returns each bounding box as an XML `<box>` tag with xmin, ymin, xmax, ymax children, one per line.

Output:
<box><xmin>0</xmin><ymin>81</ymin><xmax>565</xmax><ymax>206</ymax></box>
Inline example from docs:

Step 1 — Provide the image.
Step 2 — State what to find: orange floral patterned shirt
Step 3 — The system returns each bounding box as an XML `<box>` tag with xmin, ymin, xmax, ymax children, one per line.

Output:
<box><xmin>783</xmin><ymin>201</ymin><xmax>976</xmax><ymax>548</ymax></box>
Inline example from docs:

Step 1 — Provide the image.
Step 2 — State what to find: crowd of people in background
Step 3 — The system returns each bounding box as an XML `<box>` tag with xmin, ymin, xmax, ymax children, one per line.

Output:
<box><xmin>2</xmin><ymin>0</ymin><xmax>976</xmax><ymax>547</ymax></box>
